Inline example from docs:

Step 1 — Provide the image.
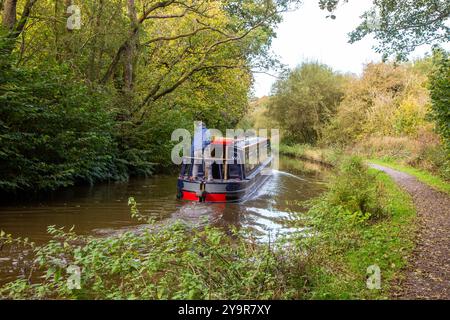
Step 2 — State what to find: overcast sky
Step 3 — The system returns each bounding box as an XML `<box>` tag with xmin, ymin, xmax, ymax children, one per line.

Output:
<box><xmin>252</xmin><ymin>0</ymin><xmax>434</xmax><ymax>97</ymax></box>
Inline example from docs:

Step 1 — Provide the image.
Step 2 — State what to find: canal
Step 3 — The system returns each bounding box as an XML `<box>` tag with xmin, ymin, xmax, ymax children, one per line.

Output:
<box><xmin>0</xmin><ymin>156</ymin><xmax>329</xmax><ymax>284</ymax></box>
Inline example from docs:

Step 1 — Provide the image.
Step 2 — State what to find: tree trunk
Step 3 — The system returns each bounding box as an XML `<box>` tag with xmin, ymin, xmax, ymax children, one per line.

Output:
<box><xmin>88</xmin><ymin>0</ymin><xmax>104</xmax><ymax>82</ymax></box>
<box><xmin>2</xmin><ymin>0</ymin><xmax>17</xmax><ymax>30</ymax></box>
<box><xmin>123</xmin><ymin>0</ymin><xmax>138</xmax><ymax>92</ymax></box>
<box><xmin>53</xmin><ymin>0</ymin><xmax>60</xmax><ymax>59</ymax></box>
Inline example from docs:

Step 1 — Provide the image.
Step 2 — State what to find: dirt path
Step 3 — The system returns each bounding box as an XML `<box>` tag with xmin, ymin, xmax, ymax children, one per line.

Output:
<box><xmin>370</xmin><ymin>164</ymin><xmax>450</xmax><ymax>299</ymax></box>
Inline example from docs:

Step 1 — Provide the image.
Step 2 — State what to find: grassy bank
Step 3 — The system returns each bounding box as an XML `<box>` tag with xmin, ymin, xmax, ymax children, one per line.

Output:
<box><xmin>0</xmin><ymin>159</ymin><xmax>416</xmax><ymax>300</ymax></box>
<box><xmin>280</xmin><ymin>143</ymin><xmax>450</xmax><ymax>195</ymax></box>
<box><xmin>302</xmin><ymin>160</ymin><xmax>417</xmax><ymax>299</ymax></box>
<box><xmin>279</xmin><ymin>144</ymin><xmax>340</xmax><ymax>166</ymax></box>
<box><xmin>368</xmin><ymin>158</ymin><xmax>450</xmax><ymax>195</ymax></box>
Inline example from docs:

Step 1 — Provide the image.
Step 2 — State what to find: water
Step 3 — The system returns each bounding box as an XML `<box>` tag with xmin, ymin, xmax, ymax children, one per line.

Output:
<box><xmin>0</xmin><ymin>156</ymin><xmax>329</xmax><ymax>284</ymax></box>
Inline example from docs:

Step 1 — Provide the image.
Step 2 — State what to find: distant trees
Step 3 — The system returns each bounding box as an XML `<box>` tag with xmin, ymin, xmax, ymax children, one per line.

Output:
<box><xmin>316</xmin><ymin>0</ymin><xmax>449</xmax><ymax>179</ymax></box>
<box><xmin>264</xmin><ymin>59</ymin><xmax>448</xmax><ymax>178</ymax></box>
<box><xmin>321</xmin><ymin>62</ymin><xmax>432</xmax><ymax>145</ymax></box>
<box><xmin>266</xmin><ymin>60</ymin><xmax>436</xmax><ymax>146</ymax></box>
<box><xmin>267</xmin><ymin>62</ymin><xmax>345</xmax><ymax>144</ymax></box>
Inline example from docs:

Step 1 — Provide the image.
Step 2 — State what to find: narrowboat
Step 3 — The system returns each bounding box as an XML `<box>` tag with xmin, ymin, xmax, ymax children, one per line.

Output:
<box><xmin>177</xmin><ymin>136</ymin><xmax>273</xmax><ymax>203</ymax></box>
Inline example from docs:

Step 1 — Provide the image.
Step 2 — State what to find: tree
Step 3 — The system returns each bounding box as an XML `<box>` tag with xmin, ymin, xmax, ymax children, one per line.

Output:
<box><xmin>319</xmin><ymin>0</ymin><xmax>450</xmax><ymax>60</ymax></box>
<box><xmin>268</xmin><ymin>62</ymin><xmax>345</xmax><ymax>144</ymax></box>
<box><xmin>0</xmin><ymin>1</ymin><xmax>302</xmax><ymax>192</ymax></box>
<box><xmin>429</xmin><ymin>49</ymin><xmax>450</xmax><ymax>150</ymax></box>
<box><xmin>0</xmin><ymin>34</ymin><xmax>127</xmax><ymax>192</ymax></box>
<box><xmin>322</xmin><ymin>62</ymin><xmax>432</xmax><ymax>145</ymax></box>
<box><xmin>1</xmin><ymin>0</ymin><xmax>37</xmax><ymax>40</ymax></box>
<box><xmin>2</xmin><ymin>0</ymin><xmax>17</xmax><ymax>30</ymax></box>
<box><xmin>4</xmin><ymin>0</ymin><xmax>300</xmax><ymax>119</ymax></box>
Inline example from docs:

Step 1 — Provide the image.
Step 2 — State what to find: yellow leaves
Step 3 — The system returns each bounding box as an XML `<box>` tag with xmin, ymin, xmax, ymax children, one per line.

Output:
<box><xmin>393</xmin><ymin>96</ymin><xmax>428</xmax><ymax>136</ymax></box>
<box><xmin>325</xmin><ymin>61</ymin><xmax>436</xmax><ymax>144</ymax></box>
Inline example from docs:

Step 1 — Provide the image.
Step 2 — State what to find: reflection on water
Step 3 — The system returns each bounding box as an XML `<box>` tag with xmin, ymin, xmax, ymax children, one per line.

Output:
<box><xmin>0</xmin><ymin>156</ymin><xmax>329</xmax><ymax>283</ymax></box>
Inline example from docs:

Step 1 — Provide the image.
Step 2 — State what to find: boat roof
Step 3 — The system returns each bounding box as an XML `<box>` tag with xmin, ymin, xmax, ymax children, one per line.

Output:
<box><xmin>211</xmin><ymin>136</ymin><xmax>269</xmax><ymax>150</ymax></box>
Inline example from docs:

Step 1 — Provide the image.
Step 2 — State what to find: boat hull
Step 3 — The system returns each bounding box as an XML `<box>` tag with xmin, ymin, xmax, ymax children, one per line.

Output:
<box><xmin>177</xmin><ymin>158</ymin><xmax>272</xmax><ymax>203</ymax></box>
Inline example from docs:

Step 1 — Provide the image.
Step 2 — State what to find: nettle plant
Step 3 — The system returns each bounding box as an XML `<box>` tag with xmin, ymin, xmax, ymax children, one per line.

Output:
<box><xmin>0</xmin><ymin>198</ymin><xmax>307</xmax><ymax>300</ymax></box>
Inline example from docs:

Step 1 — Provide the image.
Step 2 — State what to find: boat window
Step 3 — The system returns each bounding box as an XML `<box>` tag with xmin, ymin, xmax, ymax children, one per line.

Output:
<box><xmin>228</xmin><ymin>164</ymin><xmax>241</xmax><ymax>179</ymax></box>
<box><xmin>182</xmin><ymin>163</ymin><xmax>192</xmax><ymax>177</ymax></box>
<box><xmin>195</xmin><ymin>164</ymin><xmax>205</xmax><ymax>178</ymax></box>
<box><xmin>211</xmin><ymin>163</ymin><xmax>222</xmax><ymax>180</ymax></box>
<box><xmin>258</xmin><ymin>140</ymin><xmax>268</xmax><ymax>163</ymax></box>
<box><xmin>244</xmin><ymin>147</ymin><xmax>258</xmax><ymax>172</ymax></box>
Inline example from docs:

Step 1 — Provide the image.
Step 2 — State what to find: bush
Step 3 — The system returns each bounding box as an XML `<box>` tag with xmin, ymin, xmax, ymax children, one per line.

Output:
<box><xmin>268</xmin><ymin>62</ymin><xmax>345</xmax><ymax>144</ymax></box>
<box><xmin>0</xmin><ymin>36</ymin><xmax>126</xmax><ymax>193</ymax></box>
<box><xmin>325</xmin><ymin>157</ymin><xmax>388</xmax><ymax>223</ymax></box>
<box><xmin>303</xmin><ymin>168</ymin><xmax>416</xmax><ymax>299</ymax></box>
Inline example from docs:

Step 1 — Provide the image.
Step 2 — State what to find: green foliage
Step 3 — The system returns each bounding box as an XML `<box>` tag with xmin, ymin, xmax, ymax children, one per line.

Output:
<box><xmin>0</xmin><ymin>167</ymin><xmax>418</xmax><ymax>300</ymax></box>
<box><xmin>320</xmin><ymin>0</ymin><xmax>450</xmax><ymax>60</ymax></box>
<box><xmin>319</xmin><ymin>58</ymin><xmax>448</xmax><ymax>181</ymax></box>
<box><xmin>0</xmin><ymin>35</ymin><xmax>129</xmax><ymax>192</ymax></box>
<box><xmin>322</xmin><ymin>62</ymin><xmax>432</xmax><ymax>145</ymax></box>
<box><xmin>238</xmin><ymin>96</ymin><xmax>277</xmax><ymax>130</ymax></box>
<box><xmin>325</xmin><ymin>157</ymin><xmax>388</xmax><ymax>223</ymax></box>
<box><xmin>130</xmin><ymin>107</ymin><xmax>193</xmax><ymax>169</ymax></box>
<box><xmin>0</xmin><ymin>198</ymin><xmax>307</xmax><ymax>300</ymax></box>
<box><xmin>304</xmin><ymin>165</ymin><xmax>416</xmax><ymax>299</ymax></box>
<box><xmin>268</xmin><ymin>62</ymin><xmax>345</xmax><ymax>144</ymax></box>
<box><xmin>0</xmin><ymin>0</ymin><xmax>292</xmax><ymax>193</ymax></box>
<box><xmin>429</xmin><ymin>49</ymin><xmax>450</xmax><ymax>151</ymax></box>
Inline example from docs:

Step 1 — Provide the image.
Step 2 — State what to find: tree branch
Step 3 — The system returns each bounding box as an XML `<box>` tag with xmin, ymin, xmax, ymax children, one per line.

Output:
<box><xmin>100</xmin><ymin>0</ymin><xmax>176</xmax><ymax>84</ymax></box>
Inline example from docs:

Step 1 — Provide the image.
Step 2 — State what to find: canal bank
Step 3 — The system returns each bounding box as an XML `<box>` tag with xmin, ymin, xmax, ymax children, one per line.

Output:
<box><xmin>0</xmin><ymin>157</ymin><xmax>419</xmax><ymax>299</ymax></box>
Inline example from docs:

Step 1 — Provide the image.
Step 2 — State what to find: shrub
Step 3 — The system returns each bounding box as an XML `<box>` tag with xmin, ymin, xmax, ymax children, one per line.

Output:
<box><xmin>0</xmin><ymin>36</ymin><xmax>126</xmax><ymax>193</ymax></box>
<box><xmin>268</xmin><ymin>62</ymin><xmax>345</xmax><ymax>144</ymax></box>
<box><xmin>0</xmin><ymin>198</ymin><xmax>307</xmax><ymax>300</ymax></box>
<box><xmin>326</xmin><ymin>157</ymin><xmax>388</xmax><ymax>223</ymax></box>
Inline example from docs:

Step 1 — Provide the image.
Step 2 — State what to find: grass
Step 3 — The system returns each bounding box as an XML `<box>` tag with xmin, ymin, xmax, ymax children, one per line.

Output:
<box><xmin>302</xmin><ymin>161</ymin><xmax>417</xmax><ymax>299</ymax></box>
<box><xmin>368</xmin><ymin>158</ymin><xmax>450</xmax><ymax>195</ymax></box>
<box><xmin>279</xmin><ymin>144</ymin><xmax>340</xmax><ymax>166</ymax></box>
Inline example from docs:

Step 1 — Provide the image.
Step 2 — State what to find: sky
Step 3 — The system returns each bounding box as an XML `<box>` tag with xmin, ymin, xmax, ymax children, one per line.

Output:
<box><xmin>252</xmin><ymin>0</ymin><xmax>433</xmax><ymax>97</ymax></box>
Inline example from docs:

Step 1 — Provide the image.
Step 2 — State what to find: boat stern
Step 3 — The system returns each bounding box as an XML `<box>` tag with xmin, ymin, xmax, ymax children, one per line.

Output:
<box><xmin>177</xmin><ymin>179</ymin><xmax>244</xmax><ymax>203</ymax></box>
